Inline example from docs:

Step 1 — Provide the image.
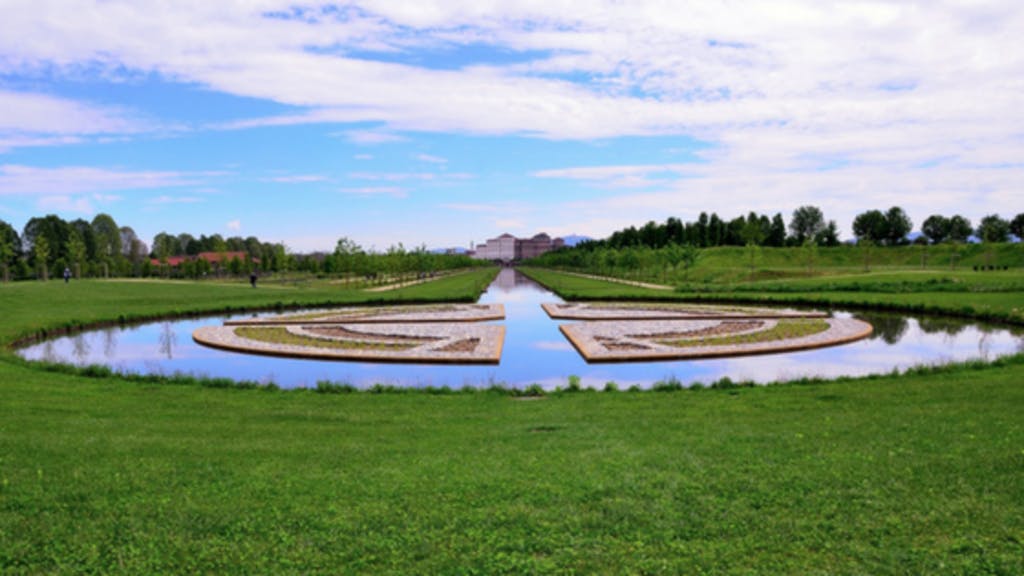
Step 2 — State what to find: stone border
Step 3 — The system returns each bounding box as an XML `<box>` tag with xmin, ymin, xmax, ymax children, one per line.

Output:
<box><xmin>560</xmin><ymin>318</ymin><xmax>873</xmax><ymax>363</ymax></box>
<box><xmin>193</xmin><ymin>323</ymin><xmax>505</xmax><ymax>364</ymax></box>
<box><xmin>225</xmin><ymin>303</ymin><xmax>505</xmax><ymax>326</ymax></box>
<box><xmin>542</xmin><ymin>302</ymin><xmax>827</xmax><ymax>321</ymax></box>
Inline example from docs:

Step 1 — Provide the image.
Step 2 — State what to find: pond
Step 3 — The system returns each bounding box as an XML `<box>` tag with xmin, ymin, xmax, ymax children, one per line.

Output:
<box><xmin>17</xmin><ymin>269</ymin><xmax>1024</xmax><ymax>389</ymax></box>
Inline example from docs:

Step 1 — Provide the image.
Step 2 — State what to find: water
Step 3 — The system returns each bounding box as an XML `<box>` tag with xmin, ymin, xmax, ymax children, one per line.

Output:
<box><xmin>17</xmin><ymin>269</ymin><xmax>1024</xmax><ymax>389</ymax></box>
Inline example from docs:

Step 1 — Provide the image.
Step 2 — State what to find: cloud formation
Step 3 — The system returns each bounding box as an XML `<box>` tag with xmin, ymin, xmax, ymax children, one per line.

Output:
<box><xmin>1</xmin><ymin>1</ymin><xmax>1020</xmax><ymax>239</ymax></box>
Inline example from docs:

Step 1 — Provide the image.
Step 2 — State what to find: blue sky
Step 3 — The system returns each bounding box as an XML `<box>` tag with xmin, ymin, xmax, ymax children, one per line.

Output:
<box><xmin>1</xmin><ymin>1</ymin><xmax>1022</xmax><ymax>252</ymax></box>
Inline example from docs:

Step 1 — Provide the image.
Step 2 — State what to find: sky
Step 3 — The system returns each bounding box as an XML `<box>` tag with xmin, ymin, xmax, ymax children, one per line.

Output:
<box><xmin>0</xmin><ymin>1</ymin><xmax>1022</xmax><ymax>252</ymax></box>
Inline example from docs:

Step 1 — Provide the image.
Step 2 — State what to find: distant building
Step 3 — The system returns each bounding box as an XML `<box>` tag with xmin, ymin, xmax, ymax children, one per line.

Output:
<box><xmin>150</xmin><ymin>251</ymin><xmax>257</xmax><ymax>268</ymax></box>
<box><xmin>471</xmin><ymin>233</ymin><xmax>564</xmax><ymax>262</ymax></box>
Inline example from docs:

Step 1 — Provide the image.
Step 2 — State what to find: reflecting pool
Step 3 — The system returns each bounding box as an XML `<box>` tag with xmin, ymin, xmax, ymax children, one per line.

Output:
<box><xmin>17</xmin><ymin>269</ymin><xmax>1024</xmax><ymax>389</ymax></box>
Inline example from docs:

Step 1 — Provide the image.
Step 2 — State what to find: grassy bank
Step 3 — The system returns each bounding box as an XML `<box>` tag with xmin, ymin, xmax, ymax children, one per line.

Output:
<box><xmin>533</xmin><ymin>242</ymin><xmax>1024</xmax><ymax>285</ymax></box>
<box><xmin>0</xmin><ymin>268</ymin><xmax>498</xmax><ymax>348</ymax></box>
<box><xmin>3</xmin><ymin>266</ymin><xmax>1024</xmax><ymax>573</ymax></box>
<box><xmin>520</xmin><ymin>267</ymin><xmax>1024</xmax><ymax>325</ymax></box>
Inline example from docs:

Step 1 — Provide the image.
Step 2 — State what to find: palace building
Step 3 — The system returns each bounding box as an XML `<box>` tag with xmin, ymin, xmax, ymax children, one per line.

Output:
<box><xmin>470</xmin><ymin>233</ymin><xmax>565</xmax><ymax>262</ymax></box>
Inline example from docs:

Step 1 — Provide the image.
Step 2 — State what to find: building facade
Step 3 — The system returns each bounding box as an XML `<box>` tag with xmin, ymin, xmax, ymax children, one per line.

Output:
<box><xmin>471</xmin><ymin>233</ymin><xmax>564</xmax><ymax>262</ymax></box>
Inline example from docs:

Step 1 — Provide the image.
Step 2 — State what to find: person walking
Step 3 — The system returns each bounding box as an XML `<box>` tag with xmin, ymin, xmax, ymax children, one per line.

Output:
<box><xmin>63</xmin><ymin>267</ymin><xmax>71</xmax><ymax>283</ymax></box>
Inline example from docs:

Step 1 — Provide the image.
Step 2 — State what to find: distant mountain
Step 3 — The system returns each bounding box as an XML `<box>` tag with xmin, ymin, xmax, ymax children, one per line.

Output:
<box><xmin>560</xmin><ymin>234</ymin><xmax>593</xmax><ymax>247</ymax></box>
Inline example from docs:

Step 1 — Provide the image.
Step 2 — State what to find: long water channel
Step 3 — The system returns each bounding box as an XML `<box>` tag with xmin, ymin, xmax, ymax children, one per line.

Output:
<box><xmin>18</xmin><ymin>269</ymin><xmax>1024</xmax><ymax>389</ymax></box>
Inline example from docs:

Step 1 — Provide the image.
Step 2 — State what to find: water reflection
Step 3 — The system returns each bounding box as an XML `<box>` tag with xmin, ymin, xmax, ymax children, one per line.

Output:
<box><xmin>16</xmin><ymin>269</ymin><xmax>1024</xmax><ymax>389</ymax></box>
<box><xmin>72</xmin><ymin>334</ymin><xmax>91</xmax><ymax>364</ymax></box>
<box><xmin>103</xmin><ymin>328</ymin><xmax>118</xmax><ymax>360</ymax></box>
<box><xmin>856</xmin><ymin>312</ymin><xmax>909</xmax><ymax>345</ymax></box>
<box><xmin>158</xmin><ymin>322</ymin><xmax>177</xmax><ymax>360</ymax></box>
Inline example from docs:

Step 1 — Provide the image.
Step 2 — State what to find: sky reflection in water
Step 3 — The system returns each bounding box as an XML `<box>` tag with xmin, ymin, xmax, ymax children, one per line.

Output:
<box><xmin>18</xmin><ymin>269</ymin><xmax>1024</xmax><ymax>389</ymax></box>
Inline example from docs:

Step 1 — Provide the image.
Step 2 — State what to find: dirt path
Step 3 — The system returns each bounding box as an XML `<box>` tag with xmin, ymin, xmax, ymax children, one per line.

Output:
<box><xmin>558</xmin><ymin>271</ymin><xmax>675</xmax><ymax>291</ymax></box>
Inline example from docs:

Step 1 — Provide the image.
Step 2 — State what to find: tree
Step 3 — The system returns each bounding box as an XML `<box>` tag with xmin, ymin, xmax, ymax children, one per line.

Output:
<box><xmin>91</xmin><ymin>213</ymin><xmax>121</xmax><ymax>277</ymax></box>
<box><xmin>67</xmin><ymin>230</ymin><xmax>87</xmax><ymax>279</ymax></box>
<box><xmin>815</xmin><ymin>220</ymin><xmax>840</xmax><ymax>247</ymax></box>
<box><xmin>34</xmin><ymin>234</ymin><xmax>51</xmax><ymax>281</ymax></box>
<box><xmin>767</xmin><ymin>213</ymin><xmax>787</xmax><ymax>247</ymax></box>
<box><xmin>1011</xmin><ymin>213</ymin><xmax>1024</xmax><ymax>240</ymax></box>
<box><xmin>948</xmin><ymin>215</ymin><xmax>973</xmax><ymax>242</ymax></box>
<box><xmin>859</xmin><ymin>238</ymin><xmax>875</xmax><ymax>272</ymax></box>
<box><xmin>801</xmin><ymin>238</ymin><xmax>818</xmax><ymax>275</ymax></box>
<box><xmin>977</xmin><ymin>214</ymin><xmax>1010</xmax><ymax>267</ymax></box>
<box><xmin>22</xmin><ymin>215</ymin><xmax>71</xmax><ymax>272</ymax></box>
<box><xmin>789</xmin><ymin>206</ymin><xmax>826</xmax><ymax>244</ymax></box>
<box><xmin>740</xmin><ymin>217</ymin><xmax>766</xmax><ymax>247</ymax></box>
<box><xmin>921</xmin><ymin>215</ymin><xmax>950</xmax><ymax>244</ymax></box>
<box><xmin>744</xmin><ymin>242</ymin><xmax>762</xmax><ymax>280</ymax></box>
<box><xmin>677</xmin><ymin>244</ymin><xmax>700</xmax><ymax>282</ymax></box>
<box><xmin>852</xmin><ymin>210</ymin><xmax>888</xmax><ymax>244</ymax></box>
<box><xmin>977</xmin><ymin>214</ymin><xmax>1010</xmax><ymax>244</ymax></box>
<box><xmin>0</xmin><ymin>219</ymin><xmax>19</xmax><ymax>282</ymax></box>
<box><xmin>151</xmin><ymin>232</ymin><xmax>178</xmax><ymax>260</ymax></box>
<box><xmin>884</xmin><ymin>206</ymin><xmax>912</xmax><ymax>246</ymax></box>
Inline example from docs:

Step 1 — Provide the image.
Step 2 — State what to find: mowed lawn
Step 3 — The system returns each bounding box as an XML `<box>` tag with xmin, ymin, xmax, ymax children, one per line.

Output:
<box><xmin>2</xmin><ymin>270</ymin><xmax>1024</xmax><ymax>574</ymax></box>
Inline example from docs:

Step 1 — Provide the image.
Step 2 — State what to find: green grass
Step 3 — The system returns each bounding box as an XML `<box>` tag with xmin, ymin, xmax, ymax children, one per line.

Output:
<box><xmin>2</xmin><ymin>360</ymin><xmax>1023</xmax><ymax>574</ymax></box>
<box><xmin>520</xmin><ymin>266</ymin><xmax>1024</xmax><ymax>325</ymax></box>
<box><xmin>3</xmin><ymin>265</ymin><xmax>1024</xmax><ymax>573</ymax></box>
<box><xmin>0</xmin><ymin>268</ymin><xmax>498</xmax><ymax>347</ymax></box>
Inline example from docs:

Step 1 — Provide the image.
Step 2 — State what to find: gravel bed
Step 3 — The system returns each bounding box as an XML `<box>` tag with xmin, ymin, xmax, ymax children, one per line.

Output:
<box><xmin>543</xmin><ymin>302</ymin><xmax>827</xmax><ymax>320</ymax></box>
<box><xmin>561</xmin><ymin>318</ymin><xmax>873</xmax><ymax>362</ymax></box>
<box><xmin>194</xmin><ymin>322</ymin><xmax>505</xmax><ymax>363</ymax></box>
<box><xmin>225</xmin><ymin>303</ymin><xmax>505</xmax><ymax>325</ymax></box>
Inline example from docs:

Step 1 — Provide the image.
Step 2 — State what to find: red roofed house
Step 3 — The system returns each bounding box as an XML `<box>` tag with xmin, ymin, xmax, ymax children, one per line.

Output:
<box><xmin>151</xmin><ymin>251</ymin><xmax>258</xmax><ymax>268</ymax></box>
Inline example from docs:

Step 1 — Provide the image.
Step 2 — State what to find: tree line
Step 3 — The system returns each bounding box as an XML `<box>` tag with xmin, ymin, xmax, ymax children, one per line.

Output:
<box><xmin>581</xmin><ymin>206</ymin><xmax>1023</xmax><ymax>251</ymax></box>
<box><xmin>0</xmin><ymin>214</ymin><xmax>482</xmax><ymax>282</ymax></box>
<box><xmin>594</xmin><ymin>206</ymin><xmax>840</xmax><ymax>250</ymax></box>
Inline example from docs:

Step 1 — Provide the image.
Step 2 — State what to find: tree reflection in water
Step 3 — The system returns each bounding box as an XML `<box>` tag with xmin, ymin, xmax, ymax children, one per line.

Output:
<box><xmin>103</xmin><ymin>327</ymin><xmax>118</xmax><ymax>360</ymax></box>
<box><xmin>158</xmin><ymin>322</ymin><xmax>177</xmax><ymax>360</ymax></box>
<box><xmin>857</xmin><ymin>313</ymin><xmax>909</xmax><ymax>345</ymax></box>
<box><xmin>917</xmin><ymin>316</ymin><xmax>966</xmax><ymax>337</ymax></box>
<box><xmin>72</xmin><ymin>333</ymin><xmax>91</xmax><ymax>364</ymax></box>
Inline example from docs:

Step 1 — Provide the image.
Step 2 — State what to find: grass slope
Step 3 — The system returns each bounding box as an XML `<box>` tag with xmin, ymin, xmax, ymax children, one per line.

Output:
<box><xmin>2</xmin><ymin>266</ymin><xmax>1024</xmax><ymax>573</ymax></box>
<box><xmin>520</xmin><ymin>267</ymin><xmax>1024</xmax><ymax>325</ymax></box>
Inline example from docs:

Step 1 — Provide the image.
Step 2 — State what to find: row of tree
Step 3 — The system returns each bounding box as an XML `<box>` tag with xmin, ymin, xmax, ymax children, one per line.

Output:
<box><xmin>1</xmin><ymin>214</ymin><xmax>152</xmax><ymax>282</ymax></box>
<box><xmin>853</xmin><ymin>209</ymin><xmax>1023</xmax><ymax>246</ymax></box>
<box><xmin>0</xmin><ymin>214</ymin><xmax>486</xmax><ymax>282</ymax></box>
<box><xmin>585</xmin><ymin>206</ymin><xmax>1023</xmax><ymax>252</ymax></box>
<box><xmin>595</xmin><ymin>206</ymin><xmax>841</xmax><ymax>250</ymax></box>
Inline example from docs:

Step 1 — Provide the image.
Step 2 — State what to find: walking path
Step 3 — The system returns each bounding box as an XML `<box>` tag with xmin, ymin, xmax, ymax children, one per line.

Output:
<box><xmin>557</xmin><ymin>270</ymin><xmax>675</xmax><ymax>291</ymax></box>
<box><xmin>363</xmin><ymin>270</ymin><xmax>464</xmax><ymax>292</ymax></box>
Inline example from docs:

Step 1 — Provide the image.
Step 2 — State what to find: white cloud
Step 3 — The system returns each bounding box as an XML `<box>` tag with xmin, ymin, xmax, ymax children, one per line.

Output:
<box><xmin>264</xmin><ymin>174</ymin><xmax>328</xmax><ymax>183</ymax></box>
<box><xmin>0</xmin><ymin>164</ymin><xmax>192</xmax><ymax>195</ymax></box>
<box><xmin>414</xmin><ymin>153</ymin><xmax>447</xmax><ymax>164</ymax></box>
<box><xmin>1</xmin><ymin>1</ymin><xmax>1022</xmax><ymax>229</ymax></box>
<box><xmin>340</xmin><ymin>186</ymin><xmax>408</xmax><ymax>198</ymax></box>
<box><xmin>341</xmin><ymin>129</ymin><xmax>409</xmax><ymax>145</ymax></box>
<box><xmin>148</xmin><ymin>195</ymin><xmax>206</xmax><ymax>205</ymax></box>
<box><xmin>37</xmin><ymin>195</ymin><xmax>94</xmax><ymax>214</ymax></box>
<box><xmin>348</xmin><ymin>171</ymin><xmax>472</xmax><ymax>182</ymax></box>
<box><xmin>226</xmin><ymin>219</ymin><xmax>242</xmax><ymax>231</ymax></box>
<box><xmin>0</xmin><ymin>89</ymin><xmax>160</xmax><ymax>153</ymax></box>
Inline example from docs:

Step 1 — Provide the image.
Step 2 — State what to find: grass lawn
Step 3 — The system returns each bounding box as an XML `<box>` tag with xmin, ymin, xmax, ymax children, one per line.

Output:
<box><xmin>2</xmin><ymin>267</ymin><xmax>1023</xmax><ymax>574</ymax></box>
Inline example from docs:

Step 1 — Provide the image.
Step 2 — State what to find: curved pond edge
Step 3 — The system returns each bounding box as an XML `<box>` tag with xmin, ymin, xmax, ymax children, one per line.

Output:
<box><xmin>4</xmin><ymin>279</ymin><xmax>1023</xmax><ymax>394</ymax></box>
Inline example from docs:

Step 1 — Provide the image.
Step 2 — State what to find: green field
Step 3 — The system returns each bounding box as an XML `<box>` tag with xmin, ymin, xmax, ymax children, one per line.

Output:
<box><xmin>3</xmin><ymin>266</ymin><xmax>1024</xmax><ymax>574</ymax></box>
